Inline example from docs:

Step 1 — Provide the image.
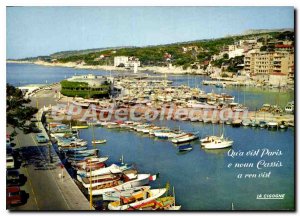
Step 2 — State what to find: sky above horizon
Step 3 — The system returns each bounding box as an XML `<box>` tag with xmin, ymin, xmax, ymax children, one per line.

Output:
<box><xmin>7</xmin><ymin>6</ymin><xmax>294</xmax><ymax>59</ymax></box>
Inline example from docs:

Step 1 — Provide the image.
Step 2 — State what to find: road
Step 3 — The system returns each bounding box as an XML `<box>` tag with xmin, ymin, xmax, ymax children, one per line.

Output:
<box><xmin>8</xmin><ymin>84</ymin><xmax>92</xmax><ymax>210</ymax></box>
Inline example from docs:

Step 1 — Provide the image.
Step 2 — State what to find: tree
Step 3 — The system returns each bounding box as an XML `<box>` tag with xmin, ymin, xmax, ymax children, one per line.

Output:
<box><xmin>223</xmin><ymin>53</ymin><xmax>229</xmax><ymax>59</ymax></box>
<box><xmin>260</xmin><ymin>46</ymin><xmax>267</xmax><ymax>51</ymax></box>
<box><xmin>6</xmin><ymin>84</ymin><xmax>38</xmax><ymax>131</ymax></box>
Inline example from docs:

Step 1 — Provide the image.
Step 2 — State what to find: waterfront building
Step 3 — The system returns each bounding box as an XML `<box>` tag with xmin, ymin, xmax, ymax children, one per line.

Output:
<box><xmin>244</xmin><ymin>49</ymin><xmax>294</xmax><ymax>76</ymax></box>
<box><xmin>114</xmin><ymin>56</ymin><xmax>141</xmax><ymax>68</ymax></box>
<box><xmin>60</xmin><ymin>74</ymin><xmax>112</xmax><ymax>98</ymax></box>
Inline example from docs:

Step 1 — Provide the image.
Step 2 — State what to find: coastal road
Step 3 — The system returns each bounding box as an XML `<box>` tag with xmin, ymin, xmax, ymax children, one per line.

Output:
<box><xmin>8</xmin><ymin>127</ymin><xmax>71</xmax><ymax>210</ymax></box>
<box><xmin>8</xmin><ymin>84</ymin><xmax>92</xmax><ymax>210</ymax></box>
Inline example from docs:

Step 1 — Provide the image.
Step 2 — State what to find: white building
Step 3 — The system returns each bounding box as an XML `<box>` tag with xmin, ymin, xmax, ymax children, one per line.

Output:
<box><xmin>228</xmin><ymin>48</ymin><xmax>245</xmax><ymax>58</ymax></box>
<box><xmin>114</xmin><ymin>56</ymin><xmax>141</xmax><ymax>68</ymax></box>
<box><xmin>114</xmin><ymin>56</ymin><xmax>129</xmax><ymax>67</ymax></box>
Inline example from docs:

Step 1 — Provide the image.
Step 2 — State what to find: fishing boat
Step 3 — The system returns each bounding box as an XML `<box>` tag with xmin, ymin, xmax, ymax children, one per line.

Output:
<box><xmin>127</xmin><ymin>196</ymin><xmax>176</xmax><ymax>210</ymax></box>
<box><xmin>74</xmin><ymin>156</ymin><xmax>109</xmax><ymax>168</ymax></box>
<box><xmin>171</xmin><ymin>133</ymin><xmax>199</xmax><ymax>144</ymax></box>
<box><xmin>67</xmin><ymin>155</ymin><xmax>99</xmax><ymax>162</ymax></box>
<box><xmin>87</xmin><ymin>173</ymin><xmax>153</xmax><ymax>196</ymax></box>
<box><xmin>92</xmin><ymin>139</ymin><xmax>107</xmax><ymax>144</ymax></box>
<box><xmin>178</xmin><ymin>144</ymin><xmax>193</xmax><ymax>152</ymax></box>
<box><xmin>103</xmin><ymin>186</ymin><xmax>151</xmax><ymax>201</ymax></box>
<box><xmin>59</xmin><ymin>146</ymin><xmax>87</xmax><ymax>152</ymax></box>
<box><xmin>108</xmin><ymin>188</ymin><xmax>166</xmax><ymax>210</ymax></box>
<box><xmin>66</xmin><ymin>149</ymin><xmax>99</xmax><ymax>159</ymax></box>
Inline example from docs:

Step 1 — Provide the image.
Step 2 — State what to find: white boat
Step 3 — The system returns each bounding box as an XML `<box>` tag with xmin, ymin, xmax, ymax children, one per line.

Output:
<box><xmin>108</xmin><ymin>188</ymin><xmax>166</xmax><ymax>210</ymax></box>
<box><xmin>171</xmin><ymin>133</ymin><xmax>199</xmax><ymax>144</ymax></box>
<box><xmin>203</xmin><ymin>135</ymin><xmax>233</xmax><ymax>149</ymax></box>
<box><xmin>77</xmin><ymin>163</ymin><xmax>130</xmax><ymax>178</ymax></box>
<box><xmin>267</xmin><ymin>121</ymin><xmax>278</xmax><ymax>129</ymax></box>
<box><xmin>200</xmin><ymin>136</ymin><xmax>220</xmax><ymax>146</ymax></box>
<box><xmin>103</xmin><ymin>186</ymin><xmax>151</xmax><ymax>201</ymax></box>
<box><xmin>242</xmin><ymin>119</ymin><xmax>251</xmax><ymax>126</ymax></box>
<box><xmin>87</xmin><ymin>174</ymin><xmax>151</xmax><ymax>196</ymax></box>
<box><xmin>92</xmin><ymin>139</ymin><xmax>107</xmax><ymax>144</ymax></box>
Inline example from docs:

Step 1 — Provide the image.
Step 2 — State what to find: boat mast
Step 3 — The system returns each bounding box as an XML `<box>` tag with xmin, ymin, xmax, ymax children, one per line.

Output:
<box><xmin>89</xmin><ymin>160</ymin><xmax>93</xmax><ymax>210</ymax></box>
<box><xmin>173</xmin><ymin>186</ymin><xmax>176</xmax><ymax>207</ymax></box>
<box><xmin>92</xmin><ymin>123</ymin><xmax>95</xmax><ymax>146</ymax></box>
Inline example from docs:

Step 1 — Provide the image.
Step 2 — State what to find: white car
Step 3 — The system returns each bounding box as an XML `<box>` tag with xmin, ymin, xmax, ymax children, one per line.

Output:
<box><xmin>7</xmin><ymin>156</ymin><xmax>15</xmax><ymax>169</ymax></box>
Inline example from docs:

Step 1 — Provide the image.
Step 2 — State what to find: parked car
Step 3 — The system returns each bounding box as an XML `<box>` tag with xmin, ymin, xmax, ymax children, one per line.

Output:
<box><xmin>36</xmin><ymin>133</ymin><xmax>48</xmax><ymax>143</ymax></box>
<box><xmin>7</xmin><ymin>170</ymin><xmax>20</xmax><ymax>186</ymax></box>
<box><xmin>6</xmin><ymin>147</ymin><xmax>13</xmax><ymax>156</ymax></box>
<box><xmin>7</xmin><ymin>186</ymin><xmax>22</xmax><ymax>206</ymax></box>
<box><xmin>7</xmin><ymin>156</ymin><xmax>15</xmax><ymax>169</ymax></box>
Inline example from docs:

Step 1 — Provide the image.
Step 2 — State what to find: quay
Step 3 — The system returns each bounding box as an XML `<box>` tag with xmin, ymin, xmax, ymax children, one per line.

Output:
<box><xmin>8</xmin><ymin>85</ymin><xmax>92</xmax><ymax>210</ymax></box>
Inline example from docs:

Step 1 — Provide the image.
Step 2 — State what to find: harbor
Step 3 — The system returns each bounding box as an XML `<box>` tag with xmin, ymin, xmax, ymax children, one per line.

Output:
<box><xmin>6</xmin><ymin>62</ymin><xmax>294</xmax><ymax>210</ymax></box>
<box><xmin>6</xmin><ymin>7</ymin><xmax>295</xmax><ymax>211</ymax></box>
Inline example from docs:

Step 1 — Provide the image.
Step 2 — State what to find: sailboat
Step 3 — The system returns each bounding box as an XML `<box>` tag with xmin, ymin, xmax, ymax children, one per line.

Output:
<box><xmin>91</xmin><ymin>123</ymin><xmax>107</xmax><ymax>144</ymax></box>
<box><xmin>201</xmin><ymin>124</ymin><xmax>233</xmax><ymax>149</ymax></box>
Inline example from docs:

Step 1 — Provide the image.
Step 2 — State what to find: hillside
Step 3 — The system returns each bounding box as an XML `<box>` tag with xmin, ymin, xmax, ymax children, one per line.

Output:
<box><xmin>12</xmin><ymin>30</ymin><xmax>294</xmax><ymax>70</ymax></box>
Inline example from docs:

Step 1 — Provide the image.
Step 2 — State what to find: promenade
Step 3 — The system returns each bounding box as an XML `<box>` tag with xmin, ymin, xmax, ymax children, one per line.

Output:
<box><xmin>7</xmin><ymin>84</ymin><xmax>92</xmax><ymax>211</ymax></box>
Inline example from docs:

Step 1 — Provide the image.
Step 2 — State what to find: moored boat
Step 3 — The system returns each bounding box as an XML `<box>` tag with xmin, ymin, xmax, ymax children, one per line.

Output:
<box><xmin>171</xmin><ymin>133</ymin><xmax>199</xmax><ymax>144</ymax></box>
<box><xmin>92</xmin><ymin>139</ymin><xmax>107</xmax><ymax>144</ymax></box>
<box><xmin>178</xmin><ymin>144</ymin><xmax>193</xmax><ymax>152</ymax></box>
<box><xmin>108</xmin><ymin>188</ymin><xmax>166</xmax><ymax>210</ymax></box>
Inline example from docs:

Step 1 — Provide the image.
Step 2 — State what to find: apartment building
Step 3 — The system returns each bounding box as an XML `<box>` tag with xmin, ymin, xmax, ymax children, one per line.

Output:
<box><xmin>244</xmin><ymin>49</ymin><xmax>294</xmax><ymax>76</ymax></box>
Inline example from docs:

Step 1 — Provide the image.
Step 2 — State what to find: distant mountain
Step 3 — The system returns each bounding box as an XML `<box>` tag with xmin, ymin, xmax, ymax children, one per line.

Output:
<box><xmin>242</xmin><ymin>28</ymin><xmax>294</xmax><ymax>35</ymax></box>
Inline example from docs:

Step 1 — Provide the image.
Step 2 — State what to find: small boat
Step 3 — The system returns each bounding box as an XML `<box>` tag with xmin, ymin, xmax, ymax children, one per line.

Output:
<box><xmin>242</xmin><ymin>119</ymin><xmax>251</xmax><ymax>126</ymax></box>
<box><xmin>171</xmin><ymin>133</ymin><xmax>199</xmax><ymax>144</ymax></box>
<box><xmin>103</xmin><ymin>186</ymin><xmax>151</xmax><ymax>201</ymax></box>
<box><xmin>77</xmin><ymin>163</ymin><xmax>132</xmax><ymax>178</ymax></box>
<box><xmin>127</xmin><ymin>196</ymin><xmax>176</xmax><ymax>210</ymax></box>
<box><xmin>267</xmin><ymin>121</ymin><xmax>278</xmax><ymax>130</ymax></box>
<box><xmin>250</xmin><ymin>120</ymin><xmax>259</xmax><ymax>127</ymax></box>
<box><xmin>72</xmin><ymin>125</ymin><xmax>89</xmax><ymax>129</ymax></box>
<box><xmin>279</xmin><ymin>124</ymin><xmax>287</xmax><ymax>130</ymax></box>
<box><xmin>92</xmin><ymin>139</ymin><xmax>107</xmax><ymax>144</ymax></box>
<box><xmin>178</xmin><ymin>144</ymin><xmax>193</xmax><ymax>152</ymax></box>
<box><xmin>215</xmin><ymin>83</ymin><xmax>226</xmax><ymax>88</ymax></box>
<box><xmin>87</xmin><ymin>173</ymin><xmax>152</xmax><ymax>196</ymax></box>
<box><xmin>225</xmin><ymin>119</ymin><xmax>232</xmax><ymax>125</ymax></box>
<box><xmin>108</xmin><ymin>188</ymin><xmax>166</xmax><ymax>210</ymax></box>
<box><xmin>259</xmin><ymin>121</ymin><xmax>267</xmax><ymax>128</ymax></box>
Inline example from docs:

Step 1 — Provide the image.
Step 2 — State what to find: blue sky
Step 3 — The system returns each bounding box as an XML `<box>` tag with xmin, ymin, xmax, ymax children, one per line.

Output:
<box><xmin>7</xmin><ymin>7</ymin><xmax>294</xmax><ymax>59</ymax></box>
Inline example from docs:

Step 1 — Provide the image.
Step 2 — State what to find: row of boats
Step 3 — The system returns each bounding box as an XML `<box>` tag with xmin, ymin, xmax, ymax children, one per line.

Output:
<box><xmin>48</xmin><ymin>122</ymin><xmax>181</xmax><ymax>211</ymax></box>
<box><xmin>92</xmin><ymin>120</ymin><xmax>234</xmax><ymax>150</ymax></box>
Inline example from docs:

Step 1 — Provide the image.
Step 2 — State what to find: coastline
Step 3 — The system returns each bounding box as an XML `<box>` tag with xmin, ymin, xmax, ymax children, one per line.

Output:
<box><xmin>6</xmin><ymin>60</ymin><xmax>207</xmax><ymax>75</ymax></box>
